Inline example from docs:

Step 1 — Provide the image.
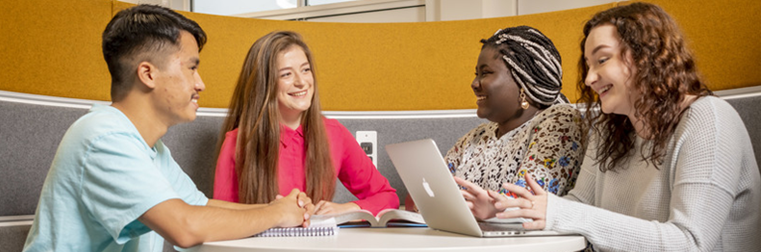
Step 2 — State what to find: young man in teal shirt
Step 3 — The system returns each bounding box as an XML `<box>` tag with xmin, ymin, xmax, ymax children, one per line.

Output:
<box><xmin>23</xmin><ymin>5</ymin><xmax>314</xmax><ymax>251</ymax></box>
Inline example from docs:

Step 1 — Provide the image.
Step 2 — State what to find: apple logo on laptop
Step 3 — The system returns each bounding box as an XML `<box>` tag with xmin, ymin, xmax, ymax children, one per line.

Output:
<box><xmin>422</xmin><ymin>178</ymin><xmax>435</xmax><ymax>197</ymax></box>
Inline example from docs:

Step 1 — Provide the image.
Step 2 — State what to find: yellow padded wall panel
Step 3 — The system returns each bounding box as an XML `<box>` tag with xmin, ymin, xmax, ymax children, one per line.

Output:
<box><xmin>108</xmin><ymin>0</ymin><xmax>761</xmax><ymax>110</ymax></box>
<box><xmin>2</xmin><ymin>0</ymin><xmax>760</xmax><ymax>110</ymax></box>
<box><xmin>170</xmin><ymin>3</ymin><xmax>617</xmax><ymax>110</ymax></box>
<box><xmin>0</xmin><ymin>0</ymin><xmax>113</xmax><ymax>101</ymax></box>
<box><xmin>645</xmin><ymin>0</ymin><xmax>761</xmax><ymax>91</ymax></box>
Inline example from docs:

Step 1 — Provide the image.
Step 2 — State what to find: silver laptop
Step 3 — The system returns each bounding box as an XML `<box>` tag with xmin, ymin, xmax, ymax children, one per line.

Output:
<box><xmin>386</xmin><ymin>138</ymin><xmax>569</xmax><ymax>237</ymax></box>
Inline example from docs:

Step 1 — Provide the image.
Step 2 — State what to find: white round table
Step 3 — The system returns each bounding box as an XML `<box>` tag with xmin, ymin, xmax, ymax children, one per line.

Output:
<box><xmin>188</xmin><ymin>227</ymin><xmax>586</xmax><ymax>252</ymax></box>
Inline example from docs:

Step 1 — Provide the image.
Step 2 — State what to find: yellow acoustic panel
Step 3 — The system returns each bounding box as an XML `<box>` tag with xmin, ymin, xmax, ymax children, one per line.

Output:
<box><xmin>0</xmin><ymin>0</ymin><xmax>113</xmax><ymax>101</ymax></box>
<box><xmin>185</xmin><ymin>3</ymin><xmax>618</xmax><ymax>110</ymax></box>
<box><xmin>645</xmin><ymin>0</ymin><xmax>761</xmax><ymax>91</ymax></box>
<box><xmin>1</xmin><ymin>0</ymin><xmax>759</xmax><ymax>110</ymax></box>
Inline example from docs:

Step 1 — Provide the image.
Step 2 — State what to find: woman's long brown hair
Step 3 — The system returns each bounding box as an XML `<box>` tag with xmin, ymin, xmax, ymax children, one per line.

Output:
<box><xmin>576</xmin><ymin>2</ymin><xmax>712</xmax><ymax>172</ymax></box>
<box><xmin>216</xmin><ymin>31</ymin><xmax>335</xmax><ymax>203</ymax></box>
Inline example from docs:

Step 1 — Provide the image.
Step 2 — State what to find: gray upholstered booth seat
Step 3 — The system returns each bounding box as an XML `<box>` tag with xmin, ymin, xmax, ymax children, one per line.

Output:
<box><xmin>2</xmin><ymin>86</ymin><xmax>760</xmax><ymax>251</ymax></box>
<box><xmin>0</xmin><ymin>90</ymin><xmax>486</xmax><ymax>251</ymax></box>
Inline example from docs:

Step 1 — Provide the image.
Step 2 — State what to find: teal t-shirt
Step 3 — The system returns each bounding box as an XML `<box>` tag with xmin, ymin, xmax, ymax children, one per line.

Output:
<box><xmin>23</xmin><ymin>104</ymin><xmax>208</xmax><ymax>252</ymax></box>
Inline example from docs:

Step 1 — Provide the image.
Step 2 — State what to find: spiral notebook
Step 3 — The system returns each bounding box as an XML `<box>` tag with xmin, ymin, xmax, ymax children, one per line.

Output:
<box><xmin>253</xmin><ymin>217</ymin><xmax>339</xmax><ymax>237</ymax></box>
<box><xmin>253</xmin><ymin>226</ymin><xmax>339</xmax><ymax>237</ymax></box>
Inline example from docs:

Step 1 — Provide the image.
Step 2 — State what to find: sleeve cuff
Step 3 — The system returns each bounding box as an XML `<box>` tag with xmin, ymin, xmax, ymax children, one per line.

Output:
<box><xmin>544</xmin><ymin>193</ymin><xmax>561</xmax><ymax>231</ymax></box>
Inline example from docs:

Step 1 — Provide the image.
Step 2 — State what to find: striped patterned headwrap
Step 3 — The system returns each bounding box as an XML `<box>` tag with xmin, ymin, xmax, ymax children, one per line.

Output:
<box><xmin>482</xmin><ymin>26</ymin><xmax>567</xmax><ymax>106</ymax></box>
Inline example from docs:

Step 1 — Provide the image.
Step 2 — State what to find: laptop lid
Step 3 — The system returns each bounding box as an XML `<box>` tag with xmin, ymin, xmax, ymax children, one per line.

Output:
<box><xmin>386</xmin><ymin>138</ymin><xmax>569</xmax><ymax>238</ymax></box>
<box><xmin>386</xmin><ymin>138</ymin><xmax>485</xmax><ymax>237</ymax></box>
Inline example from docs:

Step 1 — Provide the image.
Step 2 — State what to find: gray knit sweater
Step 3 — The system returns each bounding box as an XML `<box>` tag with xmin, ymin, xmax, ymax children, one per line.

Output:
<box><xmin>546</xmin><ymin>96</ymin><xmax>761</xmax><ymax>251</ymax></box>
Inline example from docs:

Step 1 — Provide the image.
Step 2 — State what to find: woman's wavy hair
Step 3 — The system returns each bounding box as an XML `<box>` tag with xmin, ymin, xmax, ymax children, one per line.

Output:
<box><xmin>216</xmin><ymin>31</ymin><xmax>334</xmax><ymax>203</ymax></box>
<box><xmin>576</xmin><ymin>2</ymin><xmax>712</xmax><ymax>172</ymax></box>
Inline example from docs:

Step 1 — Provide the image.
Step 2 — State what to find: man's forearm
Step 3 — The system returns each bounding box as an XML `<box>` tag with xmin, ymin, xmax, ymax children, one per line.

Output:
<box><xmin>139</xmin><ymin>199</ymin><xmax>286</xmax><ymax>248</ymax></box>
<box><xmin>207</xmin><ymin>199</ymin><xmax>267</xmax><ymax>210</ymax></box>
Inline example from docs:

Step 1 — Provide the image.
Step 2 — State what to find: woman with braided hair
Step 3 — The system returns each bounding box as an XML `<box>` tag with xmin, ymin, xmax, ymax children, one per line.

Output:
<box><xmin>406</xmin><ymin>26</ymin><xmax>586</xmax><ymax>219</ymax></box>
<box><xmin>488</xmin><ymin>3</ymin><xmax>760</xmax><ymax>251</ymax></box>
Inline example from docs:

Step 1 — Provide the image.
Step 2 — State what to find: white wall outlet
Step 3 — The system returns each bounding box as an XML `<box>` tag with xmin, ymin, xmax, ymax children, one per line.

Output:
<box><xmin>355</xmin><ymin>131</ymin><xmax>378</xmax><ymax>168</ymax></box>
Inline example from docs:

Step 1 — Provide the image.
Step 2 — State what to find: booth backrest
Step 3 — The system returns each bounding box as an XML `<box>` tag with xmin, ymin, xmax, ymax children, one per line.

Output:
<box><xmin>1</xmin><ymin>1</ymin><xmax>759</xmax><ymax>250</ymax></box>
<box><xmin>1</xmin><ymin>88</ymin><xmax>759</xmax><ymax>209</ymax></box>
<box><xmin>2</xmin><ymin>87</ymin><xmax>760</xmax><ymax>251</ymax></box>
<box><xmin>0</xmin><ymin>92</ymin><xmax>486</xmax><ymax>217</ymax></box>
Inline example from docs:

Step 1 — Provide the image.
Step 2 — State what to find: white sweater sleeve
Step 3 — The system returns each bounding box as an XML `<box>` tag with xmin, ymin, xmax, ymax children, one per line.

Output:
<box><xmin>545</xmin><ymin>98</ymin><xmax>756</xmax><ymax>252</ymax></box>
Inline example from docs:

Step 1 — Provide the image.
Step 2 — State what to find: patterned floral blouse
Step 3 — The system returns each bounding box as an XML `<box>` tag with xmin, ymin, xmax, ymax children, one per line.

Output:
<box><xmin>445</xmin><ymin>104</ymin><xmax>585</xmax><ymax>196</ymax></box>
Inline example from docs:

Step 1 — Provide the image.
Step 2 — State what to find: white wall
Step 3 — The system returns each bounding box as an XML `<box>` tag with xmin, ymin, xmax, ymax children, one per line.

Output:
<box><xmin>433</xmin><ymin>0</ymin><xmax>516</xmax><ymax>21</ymax></box>
<box><xmin>235</xmin><ymin>0</ymin><xmax>427</xmax><ymax>23</ymax></box>
<box><xmin>173</xmin><ymin>0</ymin><xmax>619</xmax><ymax>22</ymax></box>
<box><xmin>120</xmin><ymin>0</ymin><xmax>189</xmax><ymax>11</ymax></box>
<box><xmin>433</xmin><ymin>0</ymin><xmax>620</xmax><ymax>21</ymax></box>
<box><xmin>517</xmin><ymin>0</ymin><xmax>618</xmax><ymax>15</ymax></box>
<box><xmin>308</xmin><ymin>6</ymin><xmax>426</xmax><ymax>22</ymax></box>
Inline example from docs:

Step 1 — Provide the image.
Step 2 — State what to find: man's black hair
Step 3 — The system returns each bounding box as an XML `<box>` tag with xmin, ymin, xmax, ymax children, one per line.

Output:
<box><xmin>102</xmin><ymin>5</ymin><xmax>206</xmax><ymax>100</ymax></box>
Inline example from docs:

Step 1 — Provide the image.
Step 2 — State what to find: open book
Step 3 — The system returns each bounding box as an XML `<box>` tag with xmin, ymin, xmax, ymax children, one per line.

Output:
<box><xmin>252</xmin><ymin>209</ymin><xmax>424</xmax><ymax>237</ymax></box>
<box><xmin>310</xmin><ymin>208</ymin><xmax>426</xmax><ymax>228</ymax></box>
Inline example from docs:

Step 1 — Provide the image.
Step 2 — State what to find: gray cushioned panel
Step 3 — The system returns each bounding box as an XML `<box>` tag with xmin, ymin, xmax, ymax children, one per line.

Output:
<box><xmin>2</xmin><ymin>94</ymin><xmax>758</xmax><ymax>222</ymax></box>
<box><xmin>0</xmin><ymin>224</ymin><xmax>32</xmax><ymax>252</ymax></box>
<box><xmin>155</xmin><ymin>114</ymin><xmax>487</xmax><ymax>205</ymax></box>
<box><xmin>0</xmin><ymin>101</ymin><xmax>87</xmax><ymax>216</ymax></box>
<box><xmin>162</xmin><ymin>116</ymin><xmax>225</xmax><ymax>199</ymax></box>
<box><xmin>333</xmin><ymin>117</ymin><xmax>485</xmax><ymax>204</ymax></box>
<box><xmin>0</xmin><ymin>97</ymin><xmax>485</xmax><ymax>215</ymax></box>
<box><xmin>724</xmin><ymin>96</ymin><xmax>761</xmax><ymax>168</ymax></box>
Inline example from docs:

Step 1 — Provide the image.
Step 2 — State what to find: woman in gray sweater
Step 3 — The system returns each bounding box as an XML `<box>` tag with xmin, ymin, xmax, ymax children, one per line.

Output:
<box><xmin>462</xmin><ymin>2</ymin><xmax>761</xmax><ymax>251</ymax></box>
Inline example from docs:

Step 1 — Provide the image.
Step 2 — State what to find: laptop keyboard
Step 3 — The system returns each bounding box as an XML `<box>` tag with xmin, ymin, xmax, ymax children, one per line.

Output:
<box><xmin>478</xmin><ymin>221</ymin><xmax>525</xmax><ymax>231</ymax></box>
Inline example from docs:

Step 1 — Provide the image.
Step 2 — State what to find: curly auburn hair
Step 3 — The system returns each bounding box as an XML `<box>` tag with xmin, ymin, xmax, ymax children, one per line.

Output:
<box><xmin>576</xmin><ymin>2</ymin><xmax>712</xmax><ymax>172</ymax></box>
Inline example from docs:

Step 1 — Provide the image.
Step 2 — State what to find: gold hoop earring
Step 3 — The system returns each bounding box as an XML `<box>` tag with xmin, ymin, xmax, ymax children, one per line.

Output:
<box><xmin>520</xmin><ymin>89</ymin><xmax>530</xmax><ymax>110</ymax></box>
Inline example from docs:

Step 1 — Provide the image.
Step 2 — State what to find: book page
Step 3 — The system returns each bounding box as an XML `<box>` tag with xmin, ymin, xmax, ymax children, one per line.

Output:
<box><xmin>311</xmin><ymin>209</ymin><xmax>426</xmax><ymax>227</ymax></box>
<box><xmin>309</xmin><ymin>215</ymin><xmax>338</xmax><ymax>227</ymax></box>
<box><xmin>311</xmin><ymin>210</ymin><xmax>378</xmax><ymax>226</ymax></box>
<box><xmin>377</xmin><ymin>209</ymin><xmax>425</xmax><ymax>226</ymax></box>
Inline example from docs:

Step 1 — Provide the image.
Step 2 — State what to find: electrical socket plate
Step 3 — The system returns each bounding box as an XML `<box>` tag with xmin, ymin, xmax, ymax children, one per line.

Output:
<box><xmin>355</xmin><ymin>131</ymin><xmax>377</xmax><ymax>168</ymax></box>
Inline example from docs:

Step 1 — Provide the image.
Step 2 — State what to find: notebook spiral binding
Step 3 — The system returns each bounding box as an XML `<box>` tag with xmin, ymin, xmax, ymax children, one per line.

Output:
<box><xmin>253</xmin><ymin>226</ymin><xmax>339</xmax><ymax>237</ymax></box>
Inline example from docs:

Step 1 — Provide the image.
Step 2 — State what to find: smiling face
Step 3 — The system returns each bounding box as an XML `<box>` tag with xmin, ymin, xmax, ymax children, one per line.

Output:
<box><xmin>472</xmin><ymin>46</ymin><xmax>521</xmax><ymax>123</ymax></box>
<box><xmin>152</xmin><ymin>30</ymin><xmax>205</xmax><ymax>127</ymax></box>
<box><xmin>583</xmin><ymin>24</ymin><xmax>639</xmax><ymax>117</ymax></box>
<box><xmin>276</xmin><ymin>45</ymin><xmax>314</xmax><ymax>126</ymax></box>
